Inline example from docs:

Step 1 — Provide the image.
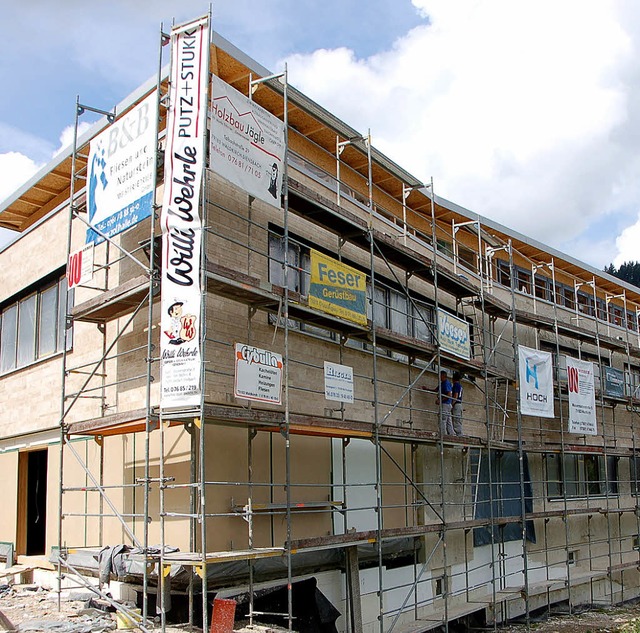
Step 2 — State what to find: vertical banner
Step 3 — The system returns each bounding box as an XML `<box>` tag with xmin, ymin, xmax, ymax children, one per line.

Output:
<box><xmin>210</xmin><ymin>75</ymin><xmax>285</xmax><ymax>207</ymax></box>
<box><xmin>518</xmin><ymin>345</ymin><xmax>555</xmax><ymax>418</ymax></box>
<box><xmin>86</xmin><ymin>93</ymin><xmax>157</xmax><ymax>244</ymax></box>
<box><xmin>566</xmin><ymin>357</ymin><xmax>597</xmax><ymax>435</ymax></box>
<box><xmin>160</xmin><ymin>17</ymin><xmax>210</xmax><ymax>409</ymax></box>
<box><xmin>67</xmin><ymin>243</ymin><xmax>94</xmax><ymax>289</ymax></box>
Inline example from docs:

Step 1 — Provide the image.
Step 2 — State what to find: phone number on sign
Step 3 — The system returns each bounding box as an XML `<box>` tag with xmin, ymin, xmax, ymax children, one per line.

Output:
<box><xmin>164</xmin><ymin>385</ymin><xmax>198</xmax><ymax>393</ymax></box>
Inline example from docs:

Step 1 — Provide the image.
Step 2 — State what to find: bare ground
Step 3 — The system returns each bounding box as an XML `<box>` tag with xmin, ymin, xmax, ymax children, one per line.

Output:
<box><xmin>3</xmin><ymin>581</ymin><xmax>640</xmax><ymax>633</ymax></box>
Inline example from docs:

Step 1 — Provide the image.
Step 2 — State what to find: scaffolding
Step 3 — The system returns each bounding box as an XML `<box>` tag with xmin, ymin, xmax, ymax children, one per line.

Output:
<box><xmin>15</xmin><ymin>21</ymin><xmax>640</xmax><ymax>633</ymax></box>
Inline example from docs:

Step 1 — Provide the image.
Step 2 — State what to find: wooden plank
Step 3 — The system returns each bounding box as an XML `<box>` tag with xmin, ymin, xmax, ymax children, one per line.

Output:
<box><xmin>70</xmin><ymin>275</ymin><xmax>149</xmax><ymax>322</ymax></box>
<box><xmin>0</xmin><ymin>608</ymin><xmax>16</xmax><ymax>632</ymax></box>
<box><xmin>346</xmin><ymin>547</ymin><xmax>363</xmax><ymax>633</ymax></box>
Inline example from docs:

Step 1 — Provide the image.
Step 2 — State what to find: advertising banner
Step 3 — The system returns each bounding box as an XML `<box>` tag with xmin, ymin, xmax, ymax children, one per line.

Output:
<box><xmin>566</xmin><ymin>357</ymin><xmax>597</xmax><ymax>435</ymax></box>
<box><xmin>234</xmin><ymin>344</ymin><xmax>283</xmax><ymax>404</ymax></box>
<box><xmin>86</xmin><ymin>92</ymin><xmax>157</xmax><ymax>244</ymax></box>
<box><xmin>67</xmin><ymin>243</ymin><xmax>94</xmax><ymax>289</ymax></box>
<box><xmin>604</xmin><ymin>366</ymin><xmax>625</xmax><ymax>398</ymax></box>
<box><xmin>324</xmin><ymin>361</ymin><xmax>354</xmax><ymax>403</ymax></box>
<box><xmin>210</xmin><ymin>75</ymin><xmax>285</xmax><ymax>207</ymax></box>
<box><xmin>437</xmin><ymin>308</ymin><xmax>470</xmax><ymax>360</ymax></box>
<box><xmin>308</xmin><ymin>250</ymin><xmax>367</xmax><ymax>326</ymax></box>
<box><xmin>518</xmin><ymin>345</ymin><xmax>555</xmax><ymax>418</ymax></box>
<box><xmin>160</xmin><ymin>17</ymin><xmax>209</xmax><ymax>409</ymax></box>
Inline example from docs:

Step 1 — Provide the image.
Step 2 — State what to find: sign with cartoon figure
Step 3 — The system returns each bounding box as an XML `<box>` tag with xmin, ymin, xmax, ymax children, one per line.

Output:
<box><xmin>160</xmin><ymin>16</ymin><xmax>209</xmax><ymax>408</ymax></box>
<box><xmin>86</xmin><ymin>92</ymin><xmax>157</xmax><ymax>244</ymax></box>
<box><xmin>210</xmin><ymin>75</ymin><xmax>285</xmax><ymax>208</ymax></box>
<box><xmin>164</xmin><ymin>301</ymin><xmax>197</xmax><ymax>346</ymax></box>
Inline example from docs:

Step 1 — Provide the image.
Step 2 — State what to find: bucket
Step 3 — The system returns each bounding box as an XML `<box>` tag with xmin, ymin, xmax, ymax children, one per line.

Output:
<box><xmin>210</xmin><ymin>598</ymin><xmax>236</xmax><ymax>633</ymax></box>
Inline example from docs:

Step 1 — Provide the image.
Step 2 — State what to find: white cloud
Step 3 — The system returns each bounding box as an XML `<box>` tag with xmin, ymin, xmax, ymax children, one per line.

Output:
<box><xmin>282</xmin><ymin>0</ymin><xmax>640</xmax><ymax>267</ymax></box>
<box><xmin>614</xmin><ymin>215</ymin><xmax>640</xmax><ymax>267</ymax></box>
<box><xmin>0</xmin><ymin>152</ymin><xmax>42</xmax><ymax>205</ymax></box>
<box><xmin>54</xmin><ymin>122</ymin><xmax>93</xmax><ymax>157</ymax></box>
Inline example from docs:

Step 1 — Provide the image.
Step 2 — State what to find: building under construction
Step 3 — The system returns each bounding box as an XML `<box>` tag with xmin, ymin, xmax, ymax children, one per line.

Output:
<box><xmin>2</xmin><ymin>16</ymin><xmax>640</xmax><ymax>633</ymax></box>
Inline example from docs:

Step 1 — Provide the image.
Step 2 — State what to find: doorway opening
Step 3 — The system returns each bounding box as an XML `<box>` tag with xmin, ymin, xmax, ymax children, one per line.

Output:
<box><xmin>17</xmin><ymin>449</ymin><xmax>48</xmax><ymax>556</ymax></box>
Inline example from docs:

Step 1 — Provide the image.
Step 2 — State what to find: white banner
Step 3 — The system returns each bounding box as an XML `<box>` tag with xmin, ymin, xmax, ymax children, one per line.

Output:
<box><xmin>518</xmin><ymin>345</ymin><xmax>555</xmax><ymax>418</ymax></box>
<box><xmin>210</xmin><ymin>75</ymin><xmax>285</xmax><ymax>207</ymax></box>
<box><xmin>67</xmin><ymin>243</ymin><xmax>94</xmax><ymax>289</ymax></box>
<box><xmin>324</xmin><ymin>361</ymin><xmax>354</xmax><ymax>403</ymax></box>
<box><xmin>160</xmin><ymin>17</ymin><xmax>209</xmax><ymax>409</ymax></box>
<box><xmin>566</xmin><ymin>357</ymin><xmax>597</xmax><ymax>435</ymax></box>
<box><xmin>437</xmin><ymin>308</ymin><xmax>470</xmax><ymax>360</ymax></box>
<box><xmin>234</xmin><ymin>344</ymin><xmax>283</xmax><ymax>404</ymax></box>
<box><xmin>86</xmin><ymin>93</ymin><xmax>157</xmax><ymax>244</ymax></box>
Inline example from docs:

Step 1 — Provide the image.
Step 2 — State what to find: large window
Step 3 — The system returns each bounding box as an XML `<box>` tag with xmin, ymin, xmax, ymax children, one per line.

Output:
<box><xmin>0</xmin><ymin>275</ymin><xmax>72</xmax><ymax>374</ymax></box>
<box><xmin>534</xmin><ymin>275</ymin><xmax>552</xmax><ymax>301</ymax></box>
<box><xmin>267</xmin><ymin>232</ymin><xmax>437</xmax><ymax>345</ymax></box>
<box><xmin>546</xmin><ymin>453</ymin><xmax>618</xmax><ymax>498</ymax></box>
<box><xmin>473</xmin><ymin>450</ymin><xmax>536</xmax><ymax>546</ymax></box>
<box><xmin>625</xmin><ymin>363</ymin><xmax>640</xmax><ymax>400</ymax></box>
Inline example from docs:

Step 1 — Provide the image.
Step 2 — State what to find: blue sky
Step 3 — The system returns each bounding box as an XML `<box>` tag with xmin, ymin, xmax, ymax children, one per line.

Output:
<box><xmin>2</xmin><ymin>0</ymin><xmax>640</xmax><ymax>270</ymax></box>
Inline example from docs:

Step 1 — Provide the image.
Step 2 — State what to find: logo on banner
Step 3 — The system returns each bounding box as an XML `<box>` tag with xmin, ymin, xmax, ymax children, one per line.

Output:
<box><xmin>518</xmin><ymin>346</ymin><xmax>555</xmax><ymax>418</ymax></box>
<box><xmin>210</xmin><ymin>75</ymin><xmax>286</xmax><ymax>208</ymax></box>
<box><xmin>525</xmin><ymin>358</ymin><xmax>539</xmax><ymax>390</ymax></box>
<box><xmin>86</xmin><ymin>93</ymin><xmax>157</xmax><ymax>244</ymax></box>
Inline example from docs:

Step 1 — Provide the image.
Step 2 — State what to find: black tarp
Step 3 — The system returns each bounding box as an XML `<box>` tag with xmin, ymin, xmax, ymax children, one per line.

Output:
<box><xmin>473</xmin><ymin>450</ymin><xmax>536</xmax><ymax>547</ymax></box>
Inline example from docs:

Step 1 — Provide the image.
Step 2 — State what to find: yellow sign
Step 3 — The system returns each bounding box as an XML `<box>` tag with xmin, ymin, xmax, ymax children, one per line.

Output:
<box><xmin>308</xmin><ymin>250</ymin><xmax>367</xmax><ymax>326</ymax></box>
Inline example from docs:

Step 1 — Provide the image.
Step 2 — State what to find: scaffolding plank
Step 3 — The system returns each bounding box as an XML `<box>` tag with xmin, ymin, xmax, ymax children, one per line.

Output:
<box><xmin>162</xmin><ymin>548</ymin><xmax>284</xmax><ymax>565</ymax></box>
<box><xmin>67</xmin><ymin>408</ymin><xmax>155</xmax><ymax>436</ymax></box>
<box><xmin>71</xmin><ymin>275</ymin><xmax>150</xmax><ymax>322</ymax></box>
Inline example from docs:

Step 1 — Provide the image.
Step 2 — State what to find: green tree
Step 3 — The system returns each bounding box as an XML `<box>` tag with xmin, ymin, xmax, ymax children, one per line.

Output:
<box><xmin>604</xmin><ymin>261</ymin><xmax>640</xmax><ymax>288</ymax></box>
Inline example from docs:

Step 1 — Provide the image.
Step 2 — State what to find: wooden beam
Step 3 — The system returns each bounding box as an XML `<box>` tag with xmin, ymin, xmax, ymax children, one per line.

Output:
<box><xmin>346</xmin><ymin>547</ymin><xmax>363</xmax><ymax>633</ymax></box>
<box><xmin>19</xmin><ymin>187</ymin><xmax>71</xmax><ymax>233</ymax></box>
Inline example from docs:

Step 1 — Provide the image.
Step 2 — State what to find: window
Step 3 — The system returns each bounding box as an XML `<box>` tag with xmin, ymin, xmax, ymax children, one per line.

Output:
<box><xmin>412</xmin><ymin>300</ymin><xmax>435</xmax><ymax>343</ymax></box>
<box><xmin>625</xmin><ymin>363</ymin><xmax>640</xmax><ymax>400</ymax></box>
<box><xmin>457</xmin><ymin>245</ymin><xmax>477</xmax><ymax>273</ymax></box>
<box><xmin>516</xmin><ymin>269</ymin><xmax>532</xmax><ymax>294</ymax></box>
<box><xmin>630</xmin><ymin>457</ymin><xmax>640</xmax><ymax>495</ymax></box>
<box><xmin>576</xmin><ymin>291</ymin><xmax>594</xmax><ymax>316</ymax></box>
<box><xmin>496</xmin><ymin>260</ymin><xmax>511</xmax><ymax>288</ymax></box>
<box><xmin>0</xmin><ymin>275</ymin><xmax>72</xmax><ymax>374</ymax></box>
<box><xmin>546</xmin><ymin>453</ymin><xmax>618</xmax><ymax>498</ymax></box>
<box><xmin>268</xmin><ymin>233</ymin><xmax>306</xmax><ymax>294</ymax></box>
<box><xmin>534</xmin><ymin>275</ymin><xmax>552</xmax><ymax>301</ymax></box>
<box><xmin>609</xmin><ymin>304</ymin><xmax>624</xmax><ymax>327</ymax></box>
<box><xmin>436</xmin><ymin>239</ymin><xmax>453</xmax><ymax>259</ymax></box>
<box><xmin>389</xmin><ymin>290</ymin><xmax>409</xmax><ymax>336</ymax></box>
<box><xmin>473</xmin><ymin>450</ymin><xmax>535</xmax><ymax>546</ymax></box>
<box><xmin>555</xmin><ymin>284</ymin><xmax>575</xmax><ymax>310</ymax></box>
